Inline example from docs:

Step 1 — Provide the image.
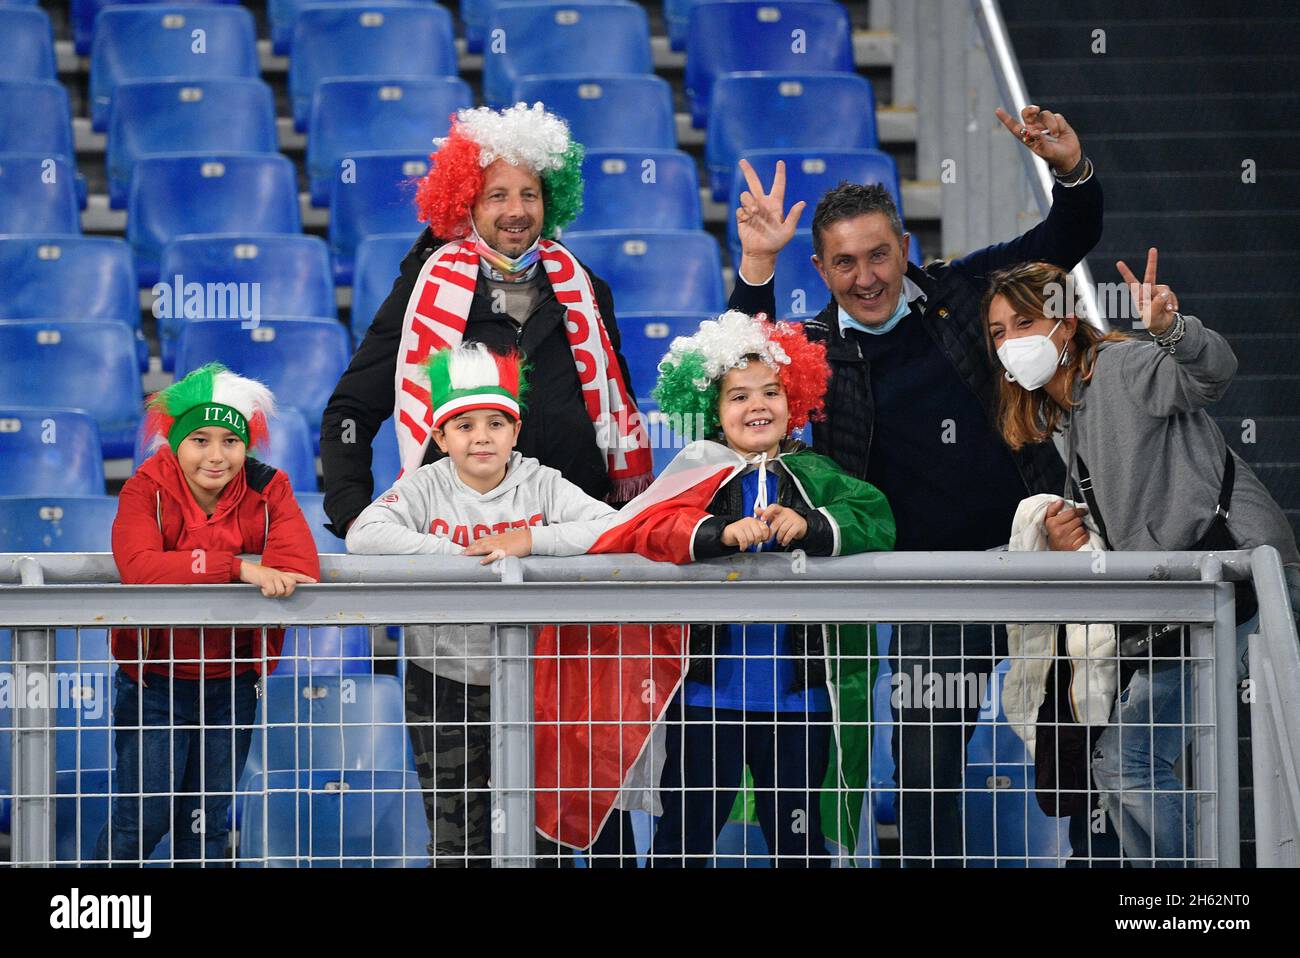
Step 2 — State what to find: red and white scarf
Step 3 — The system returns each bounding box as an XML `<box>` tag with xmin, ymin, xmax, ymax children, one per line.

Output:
<box><xmin>393</xmin><ymin>238</ymin><xmax>654</xmax><ymax>501</ymax></box>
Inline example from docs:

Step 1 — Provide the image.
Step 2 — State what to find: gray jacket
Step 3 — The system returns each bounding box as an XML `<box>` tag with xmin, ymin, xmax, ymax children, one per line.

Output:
<box><xmin>346</xmin><ymin>452</ymin><xmax>616</xmax><ymax>684</ymax></box>
<box><xmin>1059</xmin><ymin>314</ymin><xmax>1300</xmax><ymax>605</ymax></box>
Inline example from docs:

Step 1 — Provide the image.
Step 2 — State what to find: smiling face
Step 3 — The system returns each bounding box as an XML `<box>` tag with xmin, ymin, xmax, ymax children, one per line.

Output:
<box><xmin>470</xmin><ymin>159</ymin><xmax>544</xmax><ymax>258</ymax></box>
<box><xmin>812</xmin><ymin>212</ymin><xmax>911</xmax><ymax>327</ymax></box>
<box><xmin>717</xmin><ymin>360</ymin><xmax>789</xmax><ymax>458</ymax></box>
<box><xmin>432</xmin><ymin>407</ymin><xmax>523</xmax><ymax>493</ymax></box>
<box><xmin>985</xmin><ymin>294</ymin><xmax>1075</xmax><ymax>351</ymax></box>
<box><xmin>175</xmin><ymin>426</ymin><xmax>246</xmax><ymax>511</ymax></box>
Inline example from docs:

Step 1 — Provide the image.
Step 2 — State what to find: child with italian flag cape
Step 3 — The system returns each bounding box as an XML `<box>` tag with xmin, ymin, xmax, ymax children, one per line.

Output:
<box><xmin>470</xmin><ymin>311</ymin><xmax>895</xmax><ymax>861</ymax></box>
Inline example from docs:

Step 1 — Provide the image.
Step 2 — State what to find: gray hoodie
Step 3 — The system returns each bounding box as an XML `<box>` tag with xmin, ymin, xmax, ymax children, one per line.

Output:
<box><xmin>346</xmin><ymin>452</ymin><xmax>616</xmax><ymax>684</ymax></box>
<box><xmin>1058</xmin><ymin>314</ymin><xmax>1300</xmax><ymax>605</ymax></box>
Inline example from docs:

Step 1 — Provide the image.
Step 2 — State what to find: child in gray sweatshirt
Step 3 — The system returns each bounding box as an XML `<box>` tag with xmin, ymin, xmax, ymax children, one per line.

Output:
<box><xmin>345</xmin><ymin>343</ymin><xmax>615</xmax><ymax>864</ymax></box>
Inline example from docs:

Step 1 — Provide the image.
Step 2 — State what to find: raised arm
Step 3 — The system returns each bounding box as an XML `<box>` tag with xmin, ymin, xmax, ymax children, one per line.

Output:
<box><xmin>726</xmin><ymin>159</ymin><xmax>805</xmax><ymax>320</ymax></box>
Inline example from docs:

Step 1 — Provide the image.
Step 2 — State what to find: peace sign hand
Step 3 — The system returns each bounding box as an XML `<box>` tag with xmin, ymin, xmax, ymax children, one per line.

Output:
<box><xmin>995</xmin><ymin>105</ymin><xmax>1083</xmax><ymax>176</ymax></box>
<box><xmin>1116</xmin><ymin>247</ymin><xmax>1178</xmax><ymax>337</ymax></box>
<box><xmin>736</xmin><ymin>158</ymin><xmax>806</xmax><ymax>285</ymax></box>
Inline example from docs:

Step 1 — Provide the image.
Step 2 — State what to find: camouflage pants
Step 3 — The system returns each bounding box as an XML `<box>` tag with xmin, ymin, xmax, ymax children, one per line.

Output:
<box><xmin>405</xmin><ymin>667</ymin><xmax>493</xmax><ymax>866</ymax></box>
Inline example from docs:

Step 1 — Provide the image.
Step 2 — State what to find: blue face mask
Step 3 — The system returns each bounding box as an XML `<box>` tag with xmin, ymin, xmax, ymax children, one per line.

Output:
<box><xmin>838</xmin><ymin>289</ymin><xmax>911</xmax><ymax>336</ymax></box>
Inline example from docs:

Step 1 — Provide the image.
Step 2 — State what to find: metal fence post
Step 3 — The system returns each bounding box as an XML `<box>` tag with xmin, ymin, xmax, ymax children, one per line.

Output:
<box><xmin>12</xmin><ymin>555</ymin><xmax>55</xmax><ymax>865</ymax></box>
<box><xmin>491</xmin><ymin>556</ymin><xmax>535</xmax><ymax>867</ymax></box>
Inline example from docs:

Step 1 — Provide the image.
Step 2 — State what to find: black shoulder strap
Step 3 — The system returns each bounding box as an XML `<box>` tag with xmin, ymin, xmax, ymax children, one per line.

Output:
<box><xmin>1216</xmin><ymin>447</ymin><xmax>1236</xmax><ymax>520</ymax></box>
<box><xmin>1073</xmin><ymin>455</ymin><xmax>1111</xmax><ymax>550</ymax></box>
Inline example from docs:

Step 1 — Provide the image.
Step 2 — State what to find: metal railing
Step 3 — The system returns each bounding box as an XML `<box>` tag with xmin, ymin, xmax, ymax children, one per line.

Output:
<box><xmin>2</xmin><ymin>548</ymin><xmax>1297</xmax><ymax>867</ymax></box>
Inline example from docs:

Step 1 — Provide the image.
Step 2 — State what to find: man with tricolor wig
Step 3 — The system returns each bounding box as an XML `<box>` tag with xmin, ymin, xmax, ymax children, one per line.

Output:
<box><xmin>321</xmin><ymin>102</ymin><xmax>778</xmax><ymax>533</ymax></box>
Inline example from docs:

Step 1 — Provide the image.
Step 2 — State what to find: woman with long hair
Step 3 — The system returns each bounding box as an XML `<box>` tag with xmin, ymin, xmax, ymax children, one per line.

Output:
<box><xmin>981</xmin><ymin>252</ymin><xmax>1299</xmax><ymax>866</ymax></box>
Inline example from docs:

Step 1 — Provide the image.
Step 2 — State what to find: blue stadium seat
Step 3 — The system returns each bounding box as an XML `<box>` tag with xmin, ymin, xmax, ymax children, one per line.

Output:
<box><xmin>351</xmin><ymin>233</ymin><xmax>413</xmax><ymax>343</ymax></box>
<box><xmin>561</xmin><ymin>229</ymin><xmax>727</xmax><ymax>313</ymax></box>
<box><xmin>329</xmin><ymin>151</ymin><xmax>427</xmax><ymax>285</ymax></box>
<box><xmin>0</xmin><ymin>496</ymin><xmax>117</xmax><ymax>552</ymax></box>
<box><xmin>53</xmin><ymin>629</ymin><xmax>115</xmax><ymax>775</ymax></box>
<box><xmin>0</xmin><ymin>6</ymin><xmax>56</xmax><ymax>80</ymax></box>
<box><xmin>482</xmin><ymin>2</ymin><xmax>652</xmax><ymax>108</ymax></box>
<box><xmin>0</xmin><ymin>154</ymin><xmax>81</xmax><ymax>235</ymax></box>
<box><xmin>132</xmin><ymin>405</ymin><xmax>318</xmax><ymax>493</ymax></box>
<box><xmin>510</xmin><ymin>75</ymin><xmax>675</xmax><ymax>150</ymax></box>
<box><xmin>0</xmin><ymin>235</ymin><xmax>145</xmax><ymax>368</ymax></box>
<box><xmin>465</xmin><ymin>0</ymin><xmax>613</xmax><ymax>54</ymax></box>
<box><xmin>727</xmin><ymin>148</ymin><xmax>902</xmax><ymax>260</ymax></box>
<box><xmin>370</xmin><ymin>416</ymin><xmax>402</xmax><ymax>494</ymax></box>
<box><xmin>155</xmin><ymin>233</ymin><xmax>336</xmax><ymax>370</ymax></box>
<box><xmin>0</xmin><ymin>322</ymin><xmax>142</xmax><ymax>457</ymax></box>
<box><xmin>773</xmin><ymin>230</ymin><xmax>829</xmax><ymax>319</ymax></box>
<box><xmin>0</xmin><ymin>80</ymin><xmax>74</xmax><ymax>161</ymax></box>
<box><xmin>242</xmin><ymin>673</ymin><xmax>412</xmax><ymax>778</ymax></box>
<box><xmin>0</xmin><ymin>408</ymin><xmax>106</xmax><ymax>496</ymax></box>
<box><xmin>174</xmin><ymin>318</ymin><xmax>351</xmax><ymax>450</ymax></box>
<box><xmin>279</xmin><ymin>627</ymin><xmax>373</xmax><ymax>677</ymax></box>
<box><xmin>289</xmin><ymin>4</ymin><xmax>457</xmax><ymax>132</ymax></box>
<box><xmin>267</xmin><ymin>0</ymin><xmax>366</xmax><ymax>54</ymax></box>
<box><xmin>614</xmin><ymin>312</ymin><xmax>714</xmax><ymax>403</ymax></box>
<box><xmin>127</xmin><ymin>153</ymin><xmax>302</xmax><ymax>286</ymax></box>
<box><xmin>295</xmin><ymin>492</ymin><xmax>345</xmax><ymax>554</ymax></box>
<box><xmin>89</xmin><ymin>5</ymin><xmax>259</xmax><ymax>131</ymax></box>
<box><xmin>106</xmin><ymin>78</ymin><xmax>277</xmax><ymax>209</ymax></box>
<box><xmin>685</xmin><ymin>0</ymin><xmax>853</xmax><ymax>128</ymax></box>
<box><xmin>55</xmin><ymin>767</ymin><xmax>112</xmax><ymax>864</ymax></box>
<box><xmin>307</xmin><ymin>77</ymin><xmax>471</xmax><ymax>207</ymax></box>
<box><xmin>72</xmin><ymin>0</ymin><xmax>243</xmax><ymax>56</ymax></box>
<box><xmin>237</xmin><ymin>769</ymin><xmax>430</xmax><ymax>866</ymax></box>
<box><xmin>568</xmin><ymin>149</ymin><xmax>702</xmax><ymax>232</ymax></box>
<box><xmin>706</xmin><ymin>73</ymin><xmax>878</xmax><ymax>200</ymax></box>
<box><xmin>637</xmin><ymin>402</ymin><xmax>692</xmax><ymax>476</ymax></box>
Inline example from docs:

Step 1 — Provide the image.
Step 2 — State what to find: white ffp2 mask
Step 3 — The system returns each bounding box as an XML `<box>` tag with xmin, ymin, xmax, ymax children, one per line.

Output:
<box><xmin>996</xmin><ymin>320</ymin><xmax>1067</xmax><ymax>391</ymax></box>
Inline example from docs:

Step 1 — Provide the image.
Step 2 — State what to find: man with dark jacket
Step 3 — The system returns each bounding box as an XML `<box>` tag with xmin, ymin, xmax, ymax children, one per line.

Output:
<box><xmin>729</xmin><ymin>104</ymin><xmax>1102</xmax><ymax>865</ymax></box>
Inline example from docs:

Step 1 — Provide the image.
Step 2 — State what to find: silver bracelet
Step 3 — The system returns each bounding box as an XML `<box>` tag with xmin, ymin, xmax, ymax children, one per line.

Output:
<box><xmin>1150</xmin><ymin>311</ymin><xmax>1186</xmax><ymax>352</ymax></box>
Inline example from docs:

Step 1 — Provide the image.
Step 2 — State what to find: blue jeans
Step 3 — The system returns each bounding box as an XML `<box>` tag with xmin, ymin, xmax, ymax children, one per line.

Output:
<box><xmin>649</xmin><ymin>701</ymin><xmax>832</xmax><ymax>867</ymax></box>
<box><xmin>94</xmin><ymin>669</ymin><xmax>257</xmax><ymax>866</ymax></box>
<box><xmin>1091</xmin><ymin>660</ymin><xmax>1194</xmax><ymax>866</ymax></box>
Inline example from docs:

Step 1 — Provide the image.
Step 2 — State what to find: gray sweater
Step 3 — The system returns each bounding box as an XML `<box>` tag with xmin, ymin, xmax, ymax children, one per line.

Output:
<box><xmin>1058</xmin><ymin>314</ymin><xmax>1300</xmax><ymax>605</ymax></box>
<box><xmin>346</xmin><ymin>452</ymin><xmax>616</xmax><ymax>684</ymax></box>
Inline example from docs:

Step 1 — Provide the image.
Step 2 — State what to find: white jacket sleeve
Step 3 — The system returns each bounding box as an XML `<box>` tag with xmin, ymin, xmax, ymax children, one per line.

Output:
<box><xmin>345</xmin><ymin>472</ymin><xmax>462</xmax><ymax>556</ymax></box>
<box><xmin>529</xmin><ymin>471</ymin><xmax>618</xmax><ymax>556</ymax></box>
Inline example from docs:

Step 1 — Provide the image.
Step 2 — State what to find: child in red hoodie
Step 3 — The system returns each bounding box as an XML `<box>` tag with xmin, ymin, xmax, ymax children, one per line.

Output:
<box><xmin>95</xmin><ymin>362</ymin><xmax>320</xmax><ymax>865</ymax></box>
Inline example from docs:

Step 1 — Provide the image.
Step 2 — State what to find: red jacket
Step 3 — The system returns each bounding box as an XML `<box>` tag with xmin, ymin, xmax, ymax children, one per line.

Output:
<box><xmin>111</xmin><ymin>448</ymin><xmax>321</xmax><ymax>681</ymax></box>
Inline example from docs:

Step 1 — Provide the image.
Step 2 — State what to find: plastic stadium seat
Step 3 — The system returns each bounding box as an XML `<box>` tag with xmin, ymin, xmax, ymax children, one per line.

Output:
<box><xmin>0</xmin><ymin>496</ymin><xmax>117</xmax><ymax>552</ymax></box>
<box><xmin>727</xmin><ymin>148</ymin><xmax>903</xmax><ymax>259</ymax></box>
<box><xmin>615</xmin><ymin>312</ymin><xmax>713</xmax><ymax>403</ymax></box>
<box><xmin>0</xmin><ymin>236</ymin><xmax>146</xmax><ymax>368</ymax></box>
<box><xmin>174</xmin><ymin>318</ymin><xmax>351</xmax><ymax>449</ymax></box>
<box><xmin>0</xmin><ymin>154</ymin><xmax>81</xmax><ymax>235</ymax></box>
<box><xmin>568</xmin><ymin>149</ymin><xmax>702</xmax><ymax>232</ymax></box>
<box><xmin>106</xmin><ymin>78</ymin><xmax>277</xmax><ymax>209</ymax></box>
<box><xmin>237</xmin><ymin>769</ymin><xmax>430</xmax><ymax>866</ymax></box>
<box><xmin>72</xmin><ymin>0</ymin><xmax>243</xmax><ymax>55</ymax></box>
<box><xmin>127</xmin><ymin>154</ymin><xmax>302</xmax><ymax>286</ymax></box>
<box><xmin>685</xmin><ymin>0</ymin><xmax>853</xmax><ymax>128</ymax></box>
<box><xmin>55</xmin><ymin>768</ymin><xmax>111</xmax><ymax>864</ymax></box>
<box><xmin>465</xmin><ymin>0</ymin><xmax>614</xmax><ymax>54</ymax></box>
<box><xmin>307</xmin><ymin>77</ymin><xmax>471</xmax><ymax>207</ymax></box>
<box><xmin>279</xmin><ymin>627</ymin><xmax>373</xmax><ymax>676</ymax></box>
<box><xmin>243</xmin><ymin>674</ymin><xmax>412</xmax><ymax>778</ymax></box>
<box><xmin>0</xmin><ymin>80</ymin><xmax>74</xmax><ymax>161</ymax></box>
<box><xmin>637</xmin><ymin>402</ymin><xmax>691</xmax><ymax>476</ymax></box>
<box><xmin>351</xmin><ymin>233</ymin><xmax>413</xmax><ymax>343</ymax></box>
<box><xmin>267</xmin><ymin>0</ymin><xmax>362</xmax><ymax>54</ymax></box>
<box><xmin>53</xmin><ymin>629</ymin><xmax>115</xmax><ymax>775</ymax></box>
<box><xmin>90</xmin><ymin>5</ymin><xmax>259</xmax><ymax>131</ymax></box>
<box><xmin>295</xmin><ymin>492</ymin><xmax>345</xmax><ymax>554</ymax></box>
<box><xmin>370</xmin><ymin>416</ymin><xmax>402</xmax><ymax>494</ymax></box>
<box><xmin>510</xmin><ymin>75</ymin><xmax>675</xmax><ymax>150</ymax></box>
<box><xmin>155</xmin><ymin>234</ymin><xmax>336</xmax><ymax>370</ymax></box>
<box><xmin>561</xmin><ymin>229</ymin><xmax>727</xmax><ymax>313</ymax></box>
<box><xmin>329</xmin><ymin>152</ymin><xmax>428</xmax><ymax>285</ymax></box>
<box><xmin>482</xmin><ymin>2</ymin><xmax>652</xmax><ymax>108</ymax></box>
<box><xmin>773</xmin><ymin>231</ymin><xmax>828</xmax><ymax>319</ymax></box>
<box><xmin>0</xmin><ymin>7</ymin><xmax>56</xmax><ymax>80</ymax></box>
<box><xmin>132</xmin><ymin>405</ymin><xmax>318</xmax><ymax>493</ymax></box>
<box><xmin>0</xmin><ymin>408</ymin><xmax>106</xmax><ymax>496</ymax></box>
<box><xmin>289</xmin><ymin>4</ymin><xmax>457</xmax><ymax>132</ymax></box>
<box><xmin>0</xmin><ymin>322</ymin><xmax>142</xmax><ymax>457</ymax></box>
<box><xmin>706</xmin><ymin>73</ymin><xmax>878</xmax><ymax>201</ymax></box>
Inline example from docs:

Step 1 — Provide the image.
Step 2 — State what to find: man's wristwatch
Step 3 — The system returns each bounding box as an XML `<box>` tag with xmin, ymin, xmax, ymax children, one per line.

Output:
<box><xmin>1052</xmin><ymin>154</ymin><xmax>1091</xmax><ymax>186</ymax></box>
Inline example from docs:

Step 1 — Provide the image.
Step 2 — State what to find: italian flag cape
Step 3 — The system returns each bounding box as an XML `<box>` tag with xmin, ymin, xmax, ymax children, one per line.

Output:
<box><xmin>534</xmin><ymin>440</ymin><xmax>889</xmax><ymax>854</ymax></box>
